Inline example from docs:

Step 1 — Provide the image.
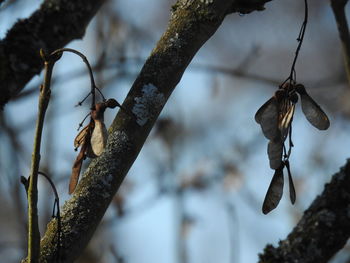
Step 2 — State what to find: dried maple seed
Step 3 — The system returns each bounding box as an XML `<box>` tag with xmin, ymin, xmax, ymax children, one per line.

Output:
<box><xmin>296</xmin><ymin>84</ymin><xmax>330</xmax><ymax>130</ymax></box>
<box><xmin>262</xmin><ymin>164</ymin><xmax>284</xmax><ymax>214</ymax></box>
<box><xmin>69</xmin><ymin>98</ymin><xmax>120</xmax><ymax>194</ymax></box>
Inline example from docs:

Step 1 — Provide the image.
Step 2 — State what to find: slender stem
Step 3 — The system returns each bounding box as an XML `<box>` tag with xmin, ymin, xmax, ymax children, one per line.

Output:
<box><xmin>330</xmin><ymin>0</ymin><xmax>350</xmax><ymax>87</ymax></box>
<box><xmin>288</xmin><ymin>0</ymin><xmax>308</xmax><ymax>82</ymax></box>
<box><xmin>281</xmin><ymin>0</ymin><xmax>308</xmax><ymax>86</ymax></box>
<box><xmin>280</xmin><ymin>0</ymin><xmax>308</xmax><ymax>163</ymax></box>
<box><xmin>27</xmin><ymin>54</ymin><xmax>55</xmax><ymax>262</ymax></box>
<box><xmin>50</xmin><ymin>48</ymin><xmax>97</xmax><ymax>108</ymax></box>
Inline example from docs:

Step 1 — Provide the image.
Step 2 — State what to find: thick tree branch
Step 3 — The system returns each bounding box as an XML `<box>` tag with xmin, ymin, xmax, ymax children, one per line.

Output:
<box><xmin>18</xmin><ymin>0</ymin><xmax>273</xmax><ymax>262</ymax></box>
<box><xmin>0</xmin><ymin>0</ymin><xmax>105</xmax><ymax>109</ymax></box>
<box><xmin>259</xmin><ymin>159</ymin><xmax>350</xmax><ymax>263</ymax></box>
<box><xmin>330</xmin><ymin>0</ymin><xmax>350</xmax><ymax>87</ymax></box>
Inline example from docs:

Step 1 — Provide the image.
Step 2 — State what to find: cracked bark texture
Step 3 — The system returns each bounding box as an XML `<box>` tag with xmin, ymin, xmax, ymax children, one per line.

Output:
<box><xmin>18</xmin><ymin>0</ymin><xmax>271</xmax><ymax>262</ymax></box>
<box><xmin>0</xmin><ymin>0</ymin><xmax>105</xmax><ymax>109</ymax></box>
<box><xmin>259</xmin><ymin>159</ymin><xmax>350</xmax><ymax>263</ymax></box>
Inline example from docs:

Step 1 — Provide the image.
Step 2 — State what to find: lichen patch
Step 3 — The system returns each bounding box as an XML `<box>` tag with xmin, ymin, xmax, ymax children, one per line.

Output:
<box><xmin>169</xmin><ymin>33</ymin><xmax>181</xmax><ymax>48</ymax></box>
<box><xmin>132</xmin><ymin>84</ymin><xmax>165</xmax><ymax>126</ymax></box>
<box><xmin>200</xmin><ymin>0</ymin><xmax>213</xmax><ymax>5</ymax></box>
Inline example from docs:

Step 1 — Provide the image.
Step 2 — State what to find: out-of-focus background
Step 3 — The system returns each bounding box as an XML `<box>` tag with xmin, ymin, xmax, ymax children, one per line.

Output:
<box><xmin>1</xmin><ymin>0</ymin><xmax>350</xmax><ymax>262</ymax></box>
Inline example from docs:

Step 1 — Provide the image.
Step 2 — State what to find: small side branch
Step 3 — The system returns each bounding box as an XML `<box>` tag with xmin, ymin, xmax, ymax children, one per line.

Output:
<box><xmin>26</xmin><ymin>50</ymin><xmax>59</xmax><ymax>262</ymax></box>
<box><xmin>331</xmin><ymin>0</ymin><xmax>350</xmax><ymax>87</ymax></box>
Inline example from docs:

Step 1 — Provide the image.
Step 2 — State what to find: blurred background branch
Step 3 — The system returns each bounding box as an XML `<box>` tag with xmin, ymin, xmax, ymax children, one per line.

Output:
<box><xmin>331</xmin><ymin>0</ymin><xmax>350</xmax><ymax>87</ymax></box>
<box><xmin>0</xmin><ymin>0</ymin><xmax>105</xmax><ymax>108</ymax></box>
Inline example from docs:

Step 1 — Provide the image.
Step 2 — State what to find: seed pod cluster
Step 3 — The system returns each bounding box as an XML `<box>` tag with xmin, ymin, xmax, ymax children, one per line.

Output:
<box><xmin>255</xmin><ymin>83</ymin><xmax>329</xmax><ymax>214</ymax></box>
<box><xmin>69</xmin><ymin>99</ymin><xmax>119</xmax><ymax>194</ymax></box>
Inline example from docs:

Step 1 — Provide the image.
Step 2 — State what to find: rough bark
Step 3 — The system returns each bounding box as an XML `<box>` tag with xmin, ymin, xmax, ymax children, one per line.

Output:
<box><xmin>18</xmin><ymin>0</ymin><xmax>271</xmax><ymax>262</ymax></box>
<box><xmin>259</xmin><ymin>159</ymin><xmax>350</xmax><ymax>263</ymax></box>
<box><xmin>0</xmin><ymin>0</ymin><xmax>105</xmax><ymax>109</ymax></box>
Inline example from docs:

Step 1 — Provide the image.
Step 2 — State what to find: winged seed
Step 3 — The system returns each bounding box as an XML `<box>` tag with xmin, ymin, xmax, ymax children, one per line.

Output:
<box><xmin>262</xmin><ymin>168</ymin><xmax>284</xmax><ymax>214</ymax></box>
<box><xmin>300</xmin><ymin>93</ymin><xmax>330</xmax><ymax>130</ymax></box>
<box><xmin>255</xmin><ymin>97</ymin><xmax>280</xmax><ymax>140</ymax></box>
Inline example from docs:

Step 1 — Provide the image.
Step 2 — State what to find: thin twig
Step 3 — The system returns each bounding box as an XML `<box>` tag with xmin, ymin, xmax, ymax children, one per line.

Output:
<box><xmin>50</xmin><ymin>48</ymin><xmax>97</xmax><ymax>109</ymax></box>
<box><xmin>17</xmin><ymin>54</ymin><xmax>344</xmax><ymax>105</ymax></box>
<box><xmin>330</xmin><ymin>0</ymin><xmax>350</xmax><ymax>87</ymax></box>
<box><xmin>281</xmin><ymin>0</ymin><xmax>308</xmax><ymax>87</ymax></box>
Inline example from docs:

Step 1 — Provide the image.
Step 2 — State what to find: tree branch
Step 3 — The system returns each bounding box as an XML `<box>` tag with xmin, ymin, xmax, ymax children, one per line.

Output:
<box><xmin>18</xmin><ymin>0</ymin><xmax>273</xmax><ymax>262</ymax></box>
<box><xmin>259</xmin><ymin>159</ymin><xmax>350</xmax><ymax>263</ymax></box>
<box><xmin>330</xmin><ymin>0</ymin><xmax>350</xmax><ymax>87</ymax></box>
<box><xmin>0</xmin><ymin>0</ymin><xmax>105</xmax><ymax>109</ymax></box>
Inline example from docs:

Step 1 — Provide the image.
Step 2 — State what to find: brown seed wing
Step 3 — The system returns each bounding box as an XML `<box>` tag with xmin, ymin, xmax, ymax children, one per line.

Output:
<box><xmin>69</xmin><ymin>143</ymin><xmax>87</xmax><ymax>194</ymax></box>
<box><xmin>300</xmin><ymin>93</ymin><xmax>330</xmax><ymax>130</ymax></box>
<box><xmin>262</xmin><ymin>167</ymin><xmax>284</xmax><ymax>214</ymax></box>
<box><xmin>255</xmin><ymin>97</ymin><xmax>274</xmax><ymax>123</ymax></box>
<box><xmin>267</xmin><ymin>140</ymin><xmax>283</xmax><ymax>169</ymax></box>
<box><xmin>255</xmin><ymin>97</ymin><xmax>280</xmax><ymax>140</ymax></box>
<box><xmin>74</xmin><ymin>125</ymin><xmax>90</xmax><ymax>149</ymax></box>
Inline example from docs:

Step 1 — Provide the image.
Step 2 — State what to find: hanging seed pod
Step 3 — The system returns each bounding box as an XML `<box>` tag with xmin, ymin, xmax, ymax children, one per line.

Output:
<box><xmin>89</xmin><ymin>102</ymin><xmax>108</xmax><ymax>157</ymax></box>
<box><xmin>69</xmin><ymin>98</ymin><xmax>118</xmax><ymax>194</ymax></box>
<box><xmin>87</xmin><ymin>99</ymin><xmax>119</xmax><ymax>157</ymax></box>
<box><xmin>262</xmin><ymin>164</ymin><xmax>284</xmax><ymax>214</ymax></box>
<box><xmin>255</xmin><ymin>87</ymin><xmax>296</xmax><ymax>142</ymax></box>
<box><xmin>284</xmin><ymin>160</ymin><xmax>296</xmax><ymax>204</ymax></box>
<box><xmin>255</xmin><ymin>97</ymin><xmax>280</xmax><ymax>141</ymax></box>
<box><xmin>295</xmin><ymin>84</ymin><xmax>330</xmax><ymax>130</ymax></box>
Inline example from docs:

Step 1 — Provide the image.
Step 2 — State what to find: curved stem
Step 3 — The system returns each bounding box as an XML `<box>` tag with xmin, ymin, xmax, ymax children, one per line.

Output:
<box><xmin>38</xmin><ymin>172</ymin><xmax>61</xmax><ymax>261</ymax></box>
<box><xmin>50</xmin><ymin>48</ymin><xmax>98</xmax><ymax>109</ymax></box>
